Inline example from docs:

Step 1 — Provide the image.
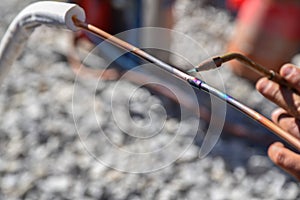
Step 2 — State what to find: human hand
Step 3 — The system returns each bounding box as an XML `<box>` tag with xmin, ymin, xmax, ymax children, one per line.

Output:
<box><xmin>256</xmin><ymin>64</ymin><xmax>300</xmax><ymax>180</ymax></box>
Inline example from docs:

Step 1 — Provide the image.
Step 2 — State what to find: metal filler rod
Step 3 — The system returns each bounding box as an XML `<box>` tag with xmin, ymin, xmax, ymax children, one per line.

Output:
<box><xmin>73</xmin><ymin>17</ymin><xmax>300</xmax><ymax>150</ymax></box>
<box><xmin>190</xmin><ymin>52</ymin><xmax>295</xmax><ymax>91</ymax></box>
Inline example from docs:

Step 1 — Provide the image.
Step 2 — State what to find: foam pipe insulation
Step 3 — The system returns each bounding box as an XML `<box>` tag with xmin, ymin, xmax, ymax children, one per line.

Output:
<box><xmin>0</xmin><ymin>1</ymin><xmax>86</xmax><ymax>84</ymax></box>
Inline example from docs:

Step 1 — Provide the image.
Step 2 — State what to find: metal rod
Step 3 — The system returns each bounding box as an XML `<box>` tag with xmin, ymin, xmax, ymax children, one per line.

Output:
<box><xmin>72</xmin><ymin>17</ymin><xmax>300</xmax><ymax>150</ymax></box>
<box><xmin>191</xmin><ymin>52</ymin><xmax>295</xmax><ymax>91</ymax></box>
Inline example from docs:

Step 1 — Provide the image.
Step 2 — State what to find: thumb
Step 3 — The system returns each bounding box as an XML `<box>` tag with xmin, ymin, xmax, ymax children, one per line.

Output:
<box><xmin>268</xmin><ymin>142</ymin><xmax>300</xmax><ymax>180</ymax></box>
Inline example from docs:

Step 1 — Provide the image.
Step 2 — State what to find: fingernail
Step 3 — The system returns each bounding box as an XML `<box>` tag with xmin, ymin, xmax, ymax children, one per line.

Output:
<box><xmin>270</xmin><ymin>144</ymin><xmax>280</xmax><ymax>153</ymax></box>
<box><xmin>256</xmin><ymin>78</ymin><xmax>272</xmax><ymax>93</ymax></box>
<box><xmin>271</xmin><ymin>108</ymin><xmax>283</xmax><ymax>122</ymax></box>
<box><xmin>269</xmin><ymin>142</ymin><xmax>284</xmax><ymax>153</ymax></box>
<box><xmin>273</xmin><ymin>142</ymin><xmax>284</xmax><ymax>148</ymax></box>
<box><xmin>281</xmin><ymin>65</ymin><xmax>295</xmax><ymax>78</ymax></box>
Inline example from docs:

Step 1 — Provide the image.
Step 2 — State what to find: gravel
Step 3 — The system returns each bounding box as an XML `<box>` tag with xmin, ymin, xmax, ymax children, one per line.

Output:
<box><xmin>0</xmin><ymin>0</ymin><xmax>299</xmax><ymax>200</ymax></box>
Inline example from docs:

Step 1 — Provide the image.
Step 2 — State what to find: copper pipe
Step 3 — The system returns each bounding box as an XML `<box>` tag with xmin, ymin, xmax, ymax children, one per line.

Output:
<box><xmin>72</xmin><ymin>17</ymin><xmax>300</xmax><ymax>150</ymax></box>
<box><xmin>72</xmin><ymin>17</ymin><xmax>192</xmax><ymax>81</ymax></box>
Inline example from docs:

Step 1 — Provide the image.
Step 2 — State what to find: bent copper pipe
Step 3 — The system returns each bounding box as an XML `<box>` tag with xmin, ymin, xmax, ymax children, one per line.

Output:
<box><xmin>72</xmin><ymin>17</ymin><xmax>300</xmax><ymax>151</ymax></box>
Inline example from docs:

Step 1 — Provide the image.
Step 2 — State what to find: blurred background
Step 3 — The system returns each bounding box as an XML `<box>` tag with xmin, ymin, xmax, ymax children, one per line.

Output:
<box><xmin>0</xmin><ymin>0</ymin><xmax>300</xmax><ymax>199</ymax></box>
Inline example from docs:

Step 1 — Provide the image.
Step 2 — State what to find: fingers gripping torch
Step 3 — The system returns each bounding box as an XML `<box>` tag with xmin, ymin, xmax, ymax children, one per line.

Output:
<box><xmin>0</xmin><ymin>2</ymin><xmax>300</xmax><ymax>151</ymax></box>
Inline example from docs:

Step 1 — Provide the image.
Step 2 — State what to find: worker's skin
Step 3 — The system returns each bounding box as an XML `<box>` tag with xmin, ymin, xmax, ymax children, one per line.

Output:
<box><xmin>256</xmin><ymin>64</ymin><xmax>300</xmax><ymax>180</ymax></box>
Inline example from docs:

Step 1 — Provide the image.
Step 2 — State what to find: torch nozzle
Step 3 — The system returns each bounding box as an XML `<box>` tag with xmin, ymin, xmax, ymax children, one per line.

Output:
<box><xmin>188</xmin><ymin>52</ymin><xmax>295</xmax><ymax>92</ymax></box>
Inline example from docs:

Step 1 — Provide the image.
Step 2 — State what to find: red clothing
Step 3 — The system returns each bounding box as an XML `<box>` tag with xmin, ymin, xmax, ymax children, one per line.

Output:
<box><xmin>226</xmin><ymin>0</ymin><xmax>246</xmax><ymax>11</ymax></box>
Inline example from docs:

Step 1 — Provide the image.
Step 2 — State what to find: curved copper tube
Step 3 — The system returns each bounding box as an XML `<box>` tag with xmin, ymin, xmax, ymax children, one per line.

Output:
<box><xmin>72</xmin><ymin>17</ymin><xmax>300</xmax><ymax>151</ymax></box>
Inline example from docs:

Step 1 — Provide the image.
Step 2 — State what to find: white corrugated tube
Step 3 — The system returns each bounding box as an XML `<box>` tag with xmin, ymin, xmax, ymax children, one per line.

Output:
<box><xmin>0</xmin><ymin>1</ymin><xmax>86</xmax><ymax>84</ymax></box>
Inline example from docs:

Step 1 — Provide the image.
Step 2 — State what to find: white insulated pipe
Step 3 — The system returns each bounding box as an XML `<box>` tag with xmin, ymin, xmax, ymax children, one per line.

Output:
<box><xmin>0</xmin><ymin>1</ymin><xmax>86</xmax><ymax>84</ymax></box>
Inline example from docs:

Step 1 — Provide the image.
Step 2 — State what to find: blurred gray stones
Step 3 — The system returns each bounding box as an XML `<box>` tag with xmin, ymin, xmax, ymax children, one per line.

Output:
<box><xmin>0</xmin><ymin>0</ymin><xmax>299</xmax><ymax>199</ymax></box>
<box><xmin>40</xmin><ymin>176</ymin><xmax>72</xmax><ymax>193</ymax></box>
